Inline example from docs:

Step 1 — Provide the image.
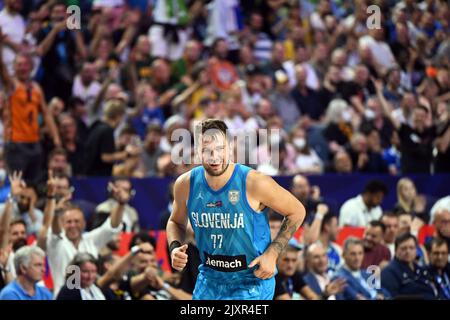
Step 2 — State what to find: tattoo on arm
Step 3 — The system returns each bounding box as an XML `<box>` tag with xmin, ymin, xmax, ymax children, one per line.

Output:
<box><xmin>269</xmin><ymin>217</ymin><xmax>300</xmax><ymax>255</ymax></box>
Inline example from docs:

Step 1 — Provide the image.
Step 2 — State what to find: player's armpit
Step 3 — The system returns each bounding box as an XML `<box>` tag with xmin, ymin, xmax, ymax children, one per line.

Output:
<box><xmin>247</xmin><ymin>171</ymin><xmax>306</xmax><ymax>256</ymax></box>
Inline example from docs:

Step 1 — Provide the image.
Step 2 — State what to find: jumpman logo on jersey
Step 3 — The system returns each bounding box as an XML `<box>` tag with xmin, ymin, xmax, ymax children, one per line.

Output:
<box><xmin>196</xmin><ymin>192</ymin><xmax>204</xmax><ymax>200</ymax></box>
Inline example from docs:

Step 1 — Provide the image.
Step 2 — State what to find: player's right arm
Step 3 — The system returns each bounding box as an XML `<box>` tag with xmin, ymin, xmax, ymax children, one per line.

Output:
<box><xmin>166</xmin><ymin>171</ymin><xmax>190</xmax><ymax>271</ymax></box>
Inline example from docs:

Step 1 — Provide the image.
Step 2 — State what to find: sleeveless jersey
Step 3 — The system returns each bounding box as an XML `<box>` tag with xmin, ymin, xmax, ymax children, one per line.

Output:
<box><xmin>187</xmin><ymin>163</ymin><xmax>271</xmax><ymax>283</ymax></box>
<box><xmin>4</xmin><ymin>82</ymin><xmax>42</xmax><ymax>143</ymax></box>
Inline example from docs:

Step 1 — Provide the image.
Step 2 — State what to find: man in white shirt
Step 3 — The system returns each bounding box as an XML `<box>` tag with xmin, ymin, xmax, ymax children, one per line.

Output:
<box><xmin>334</xmin><ymin>237</ymin><xmax>386</xmax><ymax>300</ymax></box>
<box><xmin>0</xmin><ymin>0</ymin><xmax>26</xmax><ymax>75</ymax></box>
<box><xmin>339</xmin><ymin>180</ymin><xmax>388</xmax><ymax>227</ymax></box>
<box><xmin>72</xmin><ymin>62</ymin><xmax>102</xmax><ymax>108</ymax></box>
<box><xmin>359</xmin><ymin>28</ymin><xmax>397</xmax><ymax>74</ymax></box>
<box><xmin>43</xmin><ymin>181</ymin><xmax>127</xmax><ymax>295</ymax></box>
<box><xmin>380</xmin><ymin>212</ymin><xmax>400</xmax><ymax>258</ymax></box>
<box><xmin>303</xmin><ymin>243</ymin><xmax>346</xmax><ymax>300</ymax></box>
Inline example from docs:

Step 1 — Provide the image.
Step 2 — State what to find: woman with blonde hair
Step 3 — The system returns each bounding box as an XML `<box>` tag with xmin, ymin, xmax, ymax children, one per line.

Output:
<box><xmin>394</xmin><ymin>178</ymin><xmax>432</xmax><ymax>224</ymax></box>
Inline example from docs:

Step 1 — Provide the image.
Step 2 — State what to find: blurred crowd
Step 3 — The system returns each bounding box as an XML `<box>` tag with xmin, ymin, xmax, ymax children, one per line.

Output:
<box><xmin>0</xmin><ymin>0</ymin><xmax>449</xmax><ymax>301</ymax></box>
<box><xmin>0</xmin><ymin>0</ymin><xmax>449</xmax><ymax>182</ymax></box>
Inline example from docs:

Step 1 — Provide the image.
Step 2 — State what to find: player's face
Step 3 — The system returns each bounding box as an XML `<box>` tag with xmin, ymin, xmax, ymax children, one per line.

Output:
<box><xmin>201</xmin><ymin>133</ymin><xmax>230</xmax><ymax>176</ymax></box>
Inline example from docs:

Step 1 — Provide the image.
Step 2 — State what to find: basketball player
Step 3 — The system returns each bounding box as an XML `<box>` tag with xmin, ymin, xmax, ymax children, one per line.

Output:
<box><xmin>166</xmin><ymin>119</ymin><xmax>306</xmax><ymax>300</ymax></box>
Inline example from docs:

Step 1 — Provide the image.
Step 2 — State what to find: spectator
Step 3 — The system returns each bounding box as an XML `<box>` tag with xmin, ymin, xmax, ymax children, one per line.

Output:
<box><xmin>84</xmin><ymin>99</ymin><xmax>137</xmax><ymax>176</ymax></box>
<box><xmin>359</xmin><ymin>96</ymin><xmax>394</xmax><ymax>149</ymax></box>
<box><xmin>291</xmin><ymin>64</ymin><xmax>324</xmax><ymax>121</ymax></box>
<box><xmin>397</xmin><ymin>211</ymin><xmax>429</xmax><ymax>266</ymax></box>
<box><xmin>335</xmin><ymin>237</ymin><xmax>388</xmax><ymax>300</ymax></box>
<box><xmin>303</xmin><ymin>243</ymin><xmax>346</xmax><ymax>300</ymax></box>
<box><xmin>426</xmin><ymin>238</ymin><xmax>450</xmax><ymax>300</ymax></box>
<box><xmin>394</xmin><ymin>178</ymin><xmax>432</xmax><ymax>224</ymax></box>
<box><xmin>0</xmin><ymin>47</ymin><xmax>61</xmax><ymax>182</ymax></box>
<box><xmin>208</xmin><ymin>38</ymin><xmax>239</xmax><ymax>91</ymax></box>
<box><xmin>361</xmin><ymin>221</ymin><xmax>391</xmax><ymax>269</ymax></box>
<box><xmin>290</xmin><ymin>174</ymin><xmax>322</xmax><ymax>226</ymax></box>
<box><xmin>339</xmin><ymin>180</ymin><xmax>388</xmax><ymax>227</ymax></box>
<box><xmin>148</xmin><ymin>0</ymin><xmax>189</xmax><ymax>61</ymax></box>
<box><xmin>171</xmin><ymin>39</ymin><xmax>202</xmax><ymax>85</ymax></box>
<box><xmin>381</xmin><ymin>212</ymin><xmax>400</xmax><ymax>258</ymax></box>
<box><xmin>0</xmin><ymin>246</ymin><xmax>52</xmax><ymax>300</ymax></box>
<box><xmin>375</xmin><ymin>79</ymin><xmax>437</xmax><ymax>174</ymax></box>
<box><xmin>42</xmin><ymin>180</ymin><xmax>126</xmax><ymax>295</ymax></box>
<box><xmin>430</xmin><ymin>209</ymin><xmax>450</xmax><ymax>260</ymax></box>
<box><xmin>331</xmin><ymin>150</ymin><xmax>353</xmax><ymax>174</ymax></box>
<box><xmin>430</xmin><ymin>196</ymin><xmax>450</xmax><ymax>224</ymax></box>
<box><xmin>323</xmin><ymin>99</ymin><xmax>354</xmax><ymax>151</ymax></box>
<box><xmin>245</xmin><ymin>11</ymin><xmax>273</xmax><ymax>63</ymax></box>
<box><xmin>58</xmin><ymin>113</ymin><xmax>85</xmax><ymax>176</ymax></box>
<box><xmin>382</xmin><ymin>65</ymin><xmax>406</xmax><ymax>109</ymax></box>
<box><xmin>96</xmin><ymin>242</ymin><xmax>156</xmax><ymax>300</ymax></box>
<box><xmin>56</xmin><ymin>252</ymin><xmax>106</xmax><ymax>300</ymax></box>
<box><xmin>129</xmin><ymin>82</ymin><xmax>165</xmax><ymax>139</ymax></box>
<box><xmin>45</xmin><ymin>147</ymin><xmax>71</xmax><ymax>178</ymax></box>
<box><xmin>315</xmin><ymin>212</ymin><xmax>342</xmax><ymax>273</ymax></box>
<box><xmin>67</xmin><ymin>97</ymin><xmax>89</xmax><ymax>142</ymax></box>
<box><xmin>381</xmin><ymin>233</ymin><xmax>437</xmax><ymax>299</ymax></box>
<box><xmin>122</xmin><ymin>35</ymin><xmax>154</xmax><ymax>93</ymax></box>
<box><xmin>35</xmin><ymin>1</ymin><xmax>87</xmax><ymax>102</ymax></box>
<box><xmin>363</xmin><ymin>129</ymin><xmax>389</xmax><ymax>173</ymax></box>
<box><xmin>72</xmin><ymin>61</ymin><xmax>102</xmax><ymax>107</ymax></box>
<box><xmin>358</xmin><ymin>27</ymin><xmax>396</xmax><ymax>75</ymax></box>
<box><xmin>291</xmin><ymin>126</ymin><xmax>323</xmax><ymax>174</ymax></box>
<box><xmin>274</xmin><ymin>245</ymin><xmax>318</xmax><ymax>300</ymax></box>
<box><xmin>268</xmin><ymin>69</ymin><xmax>301</xmax><ymax>131</ymax></box>
<box><xmin>93</xmin><ymin>177</ymin><xmax>139</xmax><ymax>232</ymax></box>
<box><xmin>0</xmin><ymin>0</ymin><xmax>26</xmax><ymax>75</ymax></box>
<box><xmin>0</xmin><ymin>181</ymin><xmax>42</xmax><ymax>236</ymax></box>
<box><xmin>140</xmin><ymin>123</ymin><xmax>164</xmax><ymax>177</ymax></box>
<box><xmin>382</xmin><ymin>131</ymin><xmax>401</xmax><ymax>176</ymax></box>
<box><xmin>112</xmin><ymin>130</ymin><xmax>145</xmax><ymax>179</ymax></box>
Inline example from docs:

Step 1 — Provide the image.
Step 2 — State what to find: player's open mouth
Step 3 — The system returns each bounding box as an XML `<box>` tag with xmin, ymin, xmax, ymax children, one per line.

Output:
<box><xmin>209</xmin><ymin>164</ymin><xmax>221</xmax><ymax>169</ymax></box>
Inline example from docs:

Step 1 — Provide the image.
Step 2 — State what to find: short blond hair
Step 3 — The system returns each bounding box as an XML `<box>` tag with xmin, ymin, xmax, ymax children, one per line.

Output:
<box><xmin>104</xmin><ymin>99</ymin><xmax>126</xmax><ymax>121</ymax></box>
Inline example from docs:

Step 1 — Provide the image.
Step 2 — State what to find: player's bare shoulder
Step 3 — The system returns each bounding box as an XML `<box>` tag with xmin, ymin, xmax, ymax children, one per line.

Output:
<box><xmin>246</xmin><ymin>168</ymin><xmax>274</xmax><ymax>195</ymax></box>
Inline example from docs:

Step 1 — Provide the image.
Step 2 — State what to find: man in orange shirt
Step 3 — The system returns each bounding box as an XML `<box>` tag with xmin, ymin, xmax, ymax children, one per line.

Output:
<box><xmin>0</xmin><ymin>36</ymin><xmax>61</xmax><ymax>182</ymax></box>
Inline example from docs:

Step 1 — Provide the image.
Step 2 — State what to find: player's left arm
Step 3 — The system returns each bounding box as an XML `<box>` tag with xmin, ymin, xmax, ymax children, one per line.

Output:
<box><xmin>247</xmin><ymin>171</ymin><xmax>306</xmax><ymax>279</ymax></box>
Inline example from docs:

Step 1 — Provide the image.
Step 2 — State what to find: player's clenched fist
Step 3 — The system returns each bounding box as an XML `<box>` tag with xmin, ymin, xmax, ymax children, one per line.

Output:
<box><xmin>171</xmin><ymin>244</ymin><xmax>189</xmax><ymax>271</ymax></box>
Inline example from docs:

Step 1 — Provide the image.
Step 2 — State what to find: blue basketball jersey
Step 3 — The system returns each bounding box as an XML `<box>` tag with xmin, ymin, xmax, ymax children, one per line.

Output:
<box><xmin>187</xmin><ymin>163</ymin><xmax>271</xmax><ymax>283</ymax></box>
